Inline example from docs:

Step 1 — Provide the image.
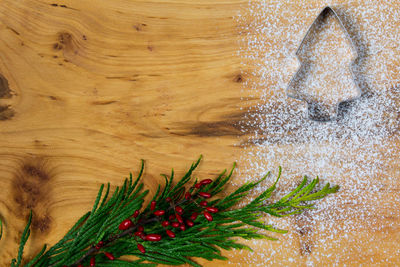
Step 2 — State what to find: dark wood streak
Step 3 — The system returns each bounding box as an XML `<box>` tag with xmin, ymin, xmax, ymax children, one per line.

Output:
<box><xmin>172</xmin><ymin>121</ymin><xmax>242</xmax><ymax>137</ymax></box>
<box><xmin>11</xmin><ymin>156</ymin><xmax>53</xmax><ymax>233</ymax></box>
<box><xmin>7</xmin><ymin>26</ymin><xmax>20</xmax><ymax>36</ymax></box>
<box><xmin>169</xmin><ymin>108</ymin><xmax>260</xmax><ymax>138</ymax></box>
<box><xmin>91</xmin><ymin>100</ymin><xmax>118</xmax><ymax>105</ymax></box>
<box><xmin>50</xmin><ymin>3</ymin><xmax>79</xmax><ymax>10</ymax></box>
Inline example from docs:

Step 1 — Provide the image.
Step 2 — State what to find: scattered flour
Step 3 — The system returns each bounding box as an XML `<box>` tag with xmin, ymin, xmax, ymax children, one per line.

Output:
<box><xmin>234</xmin><ymin>1</ymin><xmax>400</xmax><ymax>265</ymax></box>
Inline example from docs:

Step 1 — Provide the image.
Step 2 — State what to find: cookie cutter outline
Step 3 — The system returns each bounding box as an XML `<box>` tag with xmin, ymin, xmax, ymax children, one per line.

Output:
<box><xmin>286</xmin><ymin>6</ymin><xmax>361</xmax><ymax>121</ymax></box>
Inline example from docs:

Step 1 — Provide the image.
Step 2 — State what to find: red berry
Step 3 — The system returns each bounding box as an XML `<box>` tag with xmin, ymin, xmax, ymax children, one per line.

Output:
<box><xmin>175</xmin><ymin>206</ymin><xmax>183</xmax><ymax>214</ymax></box>
<box><xmin>184</xmin><ymin>192</ymin><xmax>191</xmax><ymax>200</ymax></box>
<box><xmin>154</xmin><ymin>210</ymin><xmax>165</xmax><ymax>216</ymax></box>
<box><xmin>199</xmin><ymin>200</ymin><xmax>208</xmax><ymax>207</ymax></box>
<box><xmin>104</xmin><ymin>252</ymin><xmax>115</xmax><ymax>260</ymax></box>
<box><xmin>176</xmin><ymin>214</ymin><xmax>183</xmax><ymax>224</ymax></box>
<box><xmin>119</xmin><ymin>219</ymin><xmax>133</xmax><ymax>230</ymax></box>
<box><xmin>145</xmin><ymin>234</ymin><xmax>162</xmax><ymax>241</ymax></box>
<box><xmin>203</xmin><ymin>211</ymin><xmax>213</xmax><ymax>221</ymax></box>
<box><xmin>95</xmin><ymin>241</ymin><xmax>104</xmax><ymax>250</ymax></box>
<box><xmin>133</xmin><ymin>210</ymin><xmax>140</xmax><ymax>218</ymax></box>
<box><xmin>195</xmin><ymin>183</ymin><xmax>202</xmax><ymax>188</ymax></box>
<box><xmin>190</xmin><ymin>212</ymin><xmax>198</xmax><ymax>221</ymax></box>
<box><xmin>199</xmin><ymin>192</ymin><xmax>211</xmax><ymax>198</ymax></box>
<box><xmin>169</xmin><ymin>214</ymin><xmax>176</xmax><ymax>221</ymax></box>
<box><xmin>179</xmin><ymin>224</ymin><xmax>186</xmax><ymax>231</ymax></box>
<box><xmin>77</xmin><ymin>265</ymin><xmax>83</xmax><ymax>267</ymax></box>
<box><xmin>161</xmin><ymin>221</ymin><xmax>170</xmax><ymax>227</ymax></box>
<box><xmin>166</xmin><ymin>197</ymin><xmax>172</xmax><ymax>202</ymax></box>
<box><xmin>206</xmin><ymin>207</ymin><xmax>219</xmax><ymax>213</ymax></box>
<box><xmin>137</xmin><ymin>243</ymin><xmax>146</xmax><ymax>254</ymax></box>
<box><xmin>171</xmin><ymin>222</ymin><xmax>180</xmax><ymax>228</ymax></box>
<box><xmin>90</xmin><ymin>257</ymin><xmax>96</xmax><ymax>266</ymax></box>
<box><xmin>134</xmin><ymin>231</ymin><xmax>142</xmax><ymax>237</ymax></box>
<box><xmin>186</xmin><ymin>219</ymin><xmax>194</xmax><ymax>227</ymax></box>
<box><xmin>138</xmin><ymin>226</ymin><xmax>144</xmax><ymax>232</ymax></box>
<box><xmin>166</xmin><ymin>229</ymin><xmax>176</xmax><ymax>238</ymax></box>
<box><xmin>150</xmin><ymin>201</ymin><xmax>156</xmax><ymax>211</ymax></box>
<box><xmin>200</xmin><ymin>179</ymin><xmax>213</xmax><ymax>185</ymax></box>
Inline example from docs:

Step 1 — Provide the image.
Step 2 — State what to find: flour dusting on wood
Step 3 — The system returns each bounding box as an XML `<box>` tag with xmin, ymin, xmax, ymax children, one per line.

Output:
<box><xmin>235</xmin><ymin>1</ymin><xmax>400</xmax><ymax>265</ymax></box>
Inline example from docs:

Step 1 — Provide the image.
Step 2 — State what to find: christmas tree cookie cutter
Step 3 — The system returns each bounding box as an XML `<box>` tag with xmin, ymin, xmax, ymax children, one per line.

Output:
<box><xmin>286</xmin><ymin>6</ymin><xmax>361</xmax><ymax>121</ymax></box>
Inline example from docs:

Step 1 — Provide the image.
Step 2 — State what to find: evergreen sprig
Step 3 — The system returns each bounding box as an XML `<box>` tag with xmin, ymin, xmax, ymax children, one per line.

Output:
<box><xmin>11</xmin><ymin>156</ymin><xmax>338</xmax><ymax>267</ymax></box>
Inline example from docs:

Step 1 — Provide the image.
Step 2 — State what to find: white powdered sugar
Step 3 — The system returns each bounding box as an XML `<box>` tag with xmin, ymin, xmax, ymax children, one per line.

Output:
<box><xmin>234</xmin><ymin>1</ymin><xmax>400</xmax><ymax>265</ymax></box>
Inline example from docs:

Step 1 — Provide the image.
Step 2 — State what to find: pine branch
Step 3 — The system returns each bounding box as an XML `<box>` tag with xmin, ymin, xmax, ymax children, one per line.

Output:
<box><xmin>12</xmin><ymin>157</ymin><xmax>338</xmax><ymax>267</ymax></box>
<box><xmin>11</xmin><ymin>211</ymin><xmax>32</xmax><ymax>267</ymax></box>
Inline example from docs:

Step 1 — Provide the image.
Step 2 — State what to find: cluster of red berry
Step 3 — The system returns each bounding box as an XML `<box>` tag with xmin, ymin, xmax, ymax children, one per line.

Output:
<box><xmin>71</xmin><ymin>178</ymin><xmax>219</xmax><ymax>267</ymax></box>
<box><xmin>118</xmin><ymin>178</ymin><xmax>219</xmax><ymax>256</ymax></box>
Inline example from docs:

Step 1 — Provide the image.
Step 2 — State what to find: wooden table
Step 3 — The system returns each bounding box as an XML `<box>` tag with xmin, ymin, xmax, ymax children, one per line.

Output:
<box><xmin>0</xmin><ymin>0</ymin><xmax>398</xmax><ymax>266</ymax></box>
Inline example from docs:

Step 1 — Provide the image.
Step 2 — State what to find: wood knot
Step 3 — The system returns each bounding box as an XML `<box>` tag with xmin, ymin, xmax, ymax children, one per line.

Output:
<box><xmin>53</xmin><ymin>42</ymin><xmax>62</xmax><ymax>50</ymax></box>
<box><xmin>133</xmin><ymin>23</ymin><xmax>147</xmax><ymax>31</ymax></box>
<box><xmin>0</xmin><ymin>74</ymin><xmax>15</xmax><ymax>121</ymax></box>
<box><xmin>22</xmin><ymin>164</ymin><xmax>50</xmax><ymax>181</ymax></box>
<box><xmin>234</xmin><ymin>74</ymin><xmax>243</xmax><ymax>83</ymax></box>
<box><xmin>58</xmin><ymin>32</ymin><xmax>72</xmax><ymax>45</ymax></box>
<box><xmin>0</xmin><ymin>74</ymin><xmax>12</xmax><ymax>99</ymax></box>
<box><xmin>53</xmin><ymin>31</ymin><xmax>77</xmax><ymax>53</ymax></box>
<box><xmin>11</xmin><ymin>156</ymin><xmax>54</xmax><ymax>233</ymax></box>
<box><xmin>0</xmin><ymin>105</ymin><xmax>14</xmax><ymax>120</ymax></box>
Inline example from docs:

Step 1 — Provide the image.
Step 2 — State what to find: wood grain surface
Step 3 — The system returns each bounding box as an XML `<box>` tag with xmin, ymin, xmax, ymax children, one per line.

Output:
<box><xmin>0</xmin><ymin>0</ymin><xmax>398</xmax><ymax>266</ymax></box>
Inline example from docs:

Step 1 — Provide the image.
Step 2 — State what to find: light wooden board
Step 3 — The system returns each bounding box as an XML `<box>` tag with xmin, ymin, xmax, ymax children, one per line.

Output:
<box><xmin>0</xmin><ymin>0</ymin><xmax>398</xmax><ymax>266</ymax></box>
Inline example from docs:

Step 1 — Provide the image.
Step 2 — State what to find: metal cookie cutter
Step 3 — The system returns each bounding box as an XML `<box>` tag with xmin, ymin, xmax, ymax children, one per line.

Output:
<box><xmin>286</xmin><ymin>6</ymin><xmax>361</xmax><ymax>121</ymax></box>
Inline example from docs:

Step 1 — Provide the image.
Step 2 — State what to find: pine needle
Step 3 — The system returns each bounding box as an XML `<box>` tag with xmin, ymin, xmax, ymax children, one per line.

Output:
<box><xmin>11</xmin><ymin>157</ymin><xmax>338</xmax><ymax>267</ymax></box>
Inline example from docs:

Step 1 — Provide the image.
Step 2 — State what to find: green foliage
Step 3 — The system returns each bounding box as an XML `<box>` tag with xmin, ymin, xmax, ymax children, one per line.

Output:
<box><xmin>11</xmin><ymin>211</ymin><xmax>32</xmax><ymax>267</ymax></box>
<box><xmin>12</xmin><ymin>157</ymin><xmax>338</xmax><ymax>267</ymax></box>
